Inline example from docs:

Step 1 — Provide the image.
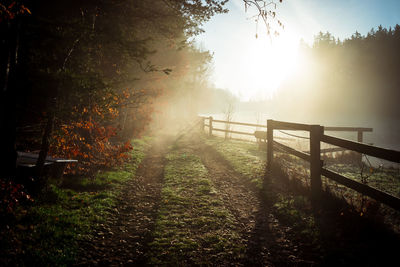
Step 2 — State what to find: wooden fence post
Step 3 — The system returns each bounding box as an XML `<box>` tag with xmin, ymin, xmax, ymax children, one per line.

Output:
<box><xmin>200</xmin><ymin>117</ymin><xmax>205</xmax><ymax>132</ymax></box>
<box><xmin>357</xmin><ymin>130</ymin><xmax>363</xmax><ymax>143</ymax></box>
<box><xmin>267</xmin><ymin>120</ymin><xmax>274</xmax><ymax>169</ymax></box>
<box><xmin>209</xmin><ymin>116</ymin><xmax>213</xmax><ymax>136</ymax></box>
<box><xmin>357</xmin><ymin>130</ymin><xmax>363</xmax><ymax>164</ymax></box>
<box><xmin>310</xmin><ymin>125</ymin><xmax>323</xmax><ymax>201</ymax></box>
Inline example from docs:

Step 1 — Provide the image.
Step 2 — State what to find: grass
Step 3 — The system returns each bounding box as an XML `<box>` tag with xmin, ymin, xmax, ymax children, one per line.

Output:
<box><xmin>0</xmin><ymin>137</ymin><xmax>152</xmax><ymax>266</ymax></box>
<box><xmin>202</xmin><ymin>136</ymin><xmax>322</xmax><ymax>247</ymax></box>
<box><xmin>272</xmin><ymin>193</ymin><xmax>319</xmax><ymax>243</ymax></box>
<box><xmin>274</xmin><ymin>150</ymin><xmax>400</xmax><ymax>222</ymax></box>
<box><xmin>156</xmin><ymin>135</ymin><xmax>399</xmax><ymax>265</ymax></box>
<box><xmin>203</xmin><ymin>136</ymin><xmax>266</xmax><ymax>188</ymax></box>
<box><xmin>325</xmin><ymin>163</ymin><xmax>400</xmax><ymax>198</ymax></box>
<box><xmin>147</xmin><ymin>141</ymin><xmax>244</xmax><ymax>265</ymax></box>
<box><xmin>202</xmin><ymin>136</ymin><xmax>400</xmax><ymax>261</ymax></box>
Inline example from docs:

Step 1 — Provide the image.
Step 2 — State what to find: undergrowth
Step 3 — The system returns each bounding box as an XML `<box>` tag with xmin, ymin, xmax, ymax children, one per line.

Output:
<box><xmin>0</xmin><ymin>137</ymin><xmax>151</xmax><ymax>266</ymax></box>
<box><xmin>204</xmin><ymin>135</ymin><xmax>400</xmax><ymax>265</ymax></box>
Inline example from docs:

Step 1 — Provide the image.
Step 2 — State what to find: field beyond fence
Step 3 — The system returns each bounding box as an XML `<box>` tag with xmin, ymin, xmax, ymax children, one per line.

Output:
<box><xmin>199</xmin><ymin>116</ymin><xmax>400</xmax><ymax>212</ymax></box>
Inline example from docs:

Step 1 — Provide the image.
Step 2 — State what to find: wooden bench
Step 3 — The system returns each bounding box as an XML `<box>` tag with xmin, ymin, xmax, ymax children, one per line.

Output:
<box><xmin>17</xmin><ymin>152</ymin><xmax>77</xmax><ymax>179</ymax></box>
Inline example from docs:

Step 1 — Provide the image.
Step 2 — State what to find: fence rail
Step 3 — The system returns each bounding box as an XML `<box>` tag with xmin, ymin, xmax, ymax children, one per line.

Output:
<box><xmin>266</xmin><ymin>119</ymin><xmax>400</xmax><ymax>211</ymax></box>
<box><xmin>201</xmin><ymin>116</ymin><xmax>289</xmax><ymax>141</ymax></box>
<box><xmin>273</xmin><ymin>140</ymin><xmax>311</xmax><ymax>162</ymax></box>
<box><xmin>321</xmin><ymin>168</ymin><xmax>400</xmax><ymax>210</ymax></box>
<box><xmin>199</xmin><ymin>116</ymin><xmax>400</xmax><ymax>211</ymax></box>
<box><xmin>212</xmin><ymin>127</ymin><xmax>255</xmax><ymax>136</ymax></box>
<box><xmin>321</xmin><ymin>134</ymin><xmax>400</xmax><ymax>163</ymax></box>
<box><xmin>200</xmin><ymin>116</ymin><xmax>372</xmax><ymax>143</ymax></box>
<box><xmin>212</xmin><ymin>119</ymin><xmax>266</xmax><ymax>128</ymax></box>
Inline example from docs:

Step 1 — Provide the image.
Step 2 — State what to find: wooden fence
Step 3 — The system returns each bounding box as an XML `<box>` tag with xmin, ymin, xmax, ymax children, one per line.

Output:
<box><xmin>200</xmin><ymin>116</ymin><xmax>372</xmax><ymax>145</ymax></box>
<box><xmin>199</xmin><ymin>116</ymin><xmax>400</xmax><ymax>211</ymax></box>
<box><xmin>200</xmin><ymin>116</ymin><xmax>294</xmax><ymax>141</ymax></box>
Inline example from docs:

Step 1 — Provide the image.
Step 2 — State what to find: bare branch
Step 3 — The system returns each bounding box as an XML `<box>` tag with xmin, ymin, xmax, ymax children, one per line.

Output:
<box><xmin>242</xmin><ymin>0</ymin><xmax>284</xmax><ymax>37</ymax></box>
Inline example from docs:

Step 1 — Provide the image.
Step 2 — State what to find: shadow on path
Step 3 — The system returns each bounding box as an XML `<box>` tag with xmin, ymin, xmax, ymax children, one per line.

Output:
<box><xmin>193</xmin><ymin>137</ymin><xmax>309</xmax><ymax>266</ymax></box>
<box><xmin>75</xmin><ymin>135</ymin><xmax>174</xmax><ymax>266</ymax></box>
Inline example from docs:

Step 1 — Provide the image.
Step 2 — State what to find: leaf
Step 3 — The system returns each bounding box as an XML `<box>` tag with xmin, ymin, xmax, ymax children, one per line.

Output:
<box><xmin>8</xmin><ymin>2</ymin><xmax>16</xmax><ymax>9</ymax></box>
<box><xmin>21</xmin><ymin>5</ymin><xmax>31</xmax><ymax>14</ymax></box>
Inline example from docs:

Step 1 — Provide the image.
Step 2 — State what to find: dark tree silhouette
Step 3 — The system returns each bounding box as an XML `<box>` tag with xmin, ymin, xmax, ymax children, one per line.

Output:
<box><xmin>0</xmin><ymin>0</ymin><xmax>228</xmax><ymax>184</ymax></box>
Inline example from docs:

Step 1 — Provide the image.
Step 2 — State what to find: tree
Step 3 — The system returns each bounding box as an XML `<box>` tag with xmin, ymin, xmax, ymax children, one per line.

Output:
<box><xmin>0</xmin><ymin>1</ymin><xmax>32</xmax><ymax>179</ymax></box>
<box><xmin>223</xmin><ymin>94</ymin><xmax>236</xmax><ymax>140</ymax></box>
<box><xmin>0</xmin><ymin>0</ymin><xmax>229</xmax><ymax>181</ymax></box>
<box><xmin>275</xmin><ymin>25</ymin><xmax>400</xmax><ymax>122</ymax></box>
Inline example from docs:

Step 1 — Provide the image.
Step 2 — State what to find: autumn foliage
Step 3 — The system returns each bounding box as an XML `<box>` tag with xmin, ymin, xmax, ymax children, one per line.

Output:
<box><xmin>51</xmin><ymin>122</ymin><xmax>131</xmax><ymax>175</ymax></box>
<box><xmin>49</xmin><ymin>90</ymin><xmax>142</xmax><ymax>175</ymax></box>
<box><xmin>0</xmin><ymin>1</ymin><xmax>31</xmax><ymax>22</ymax></box>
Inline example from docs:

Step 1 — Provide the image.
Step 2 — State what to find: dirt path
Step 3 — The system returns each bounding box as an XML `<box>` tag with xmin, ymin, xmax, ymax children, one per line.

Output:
<box><xmin>75</xmin><ymin>136</ymin><xmax>172</xmax><ymax>266</ymax></box>
<box><xmin>74</xmin><ymin>132</ymin><xmax>400</xmax><ymax>266</ymax></box>
<box><xmin>76</xmin><ymin>134</ymin><xmax>315</xmax><ymax>266</ymax></box>
<box><xmin>191</xmin><ymin>137</ymin><xmax>315</xmax><ymax>266</ymax></box>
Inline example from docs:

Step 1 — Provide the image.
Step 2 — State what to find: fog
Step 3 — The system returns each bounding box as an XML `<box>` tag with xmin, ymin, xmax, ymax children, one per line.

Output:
<box><xmin>194</xmin><ymin>28</ymin><xmax>400</xmax><ymax>154</ymax></box>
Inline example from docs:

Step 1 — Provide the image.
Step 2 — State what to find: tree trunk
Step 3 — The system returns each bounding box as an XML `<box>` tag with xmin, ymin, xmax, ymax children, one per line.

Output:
<box><xmin>0</xmin><ymin>20</ymin><xmax>19</xmax><ymax>180</ymax></box>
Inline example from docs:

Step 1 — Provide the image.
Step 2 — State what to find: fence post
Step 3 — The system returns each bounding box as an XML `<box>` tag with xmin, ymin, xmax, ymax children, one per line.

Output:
<box><xmin>200</xmin><ymin>117</ymin><xmax>205</xmax><ymax>132</ymax></box>
<box><xmin>310</xmin><ymin>125</ymin><xmax>323</xmax><ymax>201</ymax></box>
<box><xmin>267</xmin><ymin>120</ymin><xmax>274</xmax><ymax>169</ymax></box>
<box><xmin>357</xmin><ymin>130</ymin><xmax>363</xmax><ymax>143</ymax></box>
<box><xmin>209</xmin><ymin>116</ymin><xmax>213</xmax><ymax>136</ymax></box>
<box><xmin>357</xmin><ymin>130</ymin><xmax>363</xmax><ymax>164</ymax></box>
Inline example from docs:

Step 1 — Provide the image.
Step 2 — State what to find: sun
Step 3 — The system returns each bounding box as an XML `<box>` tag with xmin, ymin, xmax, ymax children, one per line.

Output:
<box><xmin>234</xmin><ymin>32</ymin><xmax>301</xmax><ymax>100</ymax></box>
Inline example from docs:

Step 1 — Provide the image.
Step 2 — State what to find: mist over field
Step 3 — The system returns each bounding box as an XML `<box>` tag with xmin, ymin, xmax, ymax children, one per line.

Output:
<box><xmin>198</xmin><ymin>28</ymin><xmax>400</xmax><ymax>151</ymax></box>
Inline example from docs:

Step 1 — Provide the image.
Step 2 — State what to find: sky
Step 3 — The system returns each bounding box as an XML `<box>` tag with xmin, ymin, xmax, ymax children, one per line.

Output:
<box><xmin>195</xmin><ymin>0</ymin><xmax>400</xmax><ymax>101</ymax></box>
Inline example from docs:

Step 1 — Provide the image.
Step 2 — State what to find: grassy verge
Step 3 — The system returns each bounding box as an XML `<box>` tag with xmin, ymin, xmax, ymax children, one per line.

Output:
<box><xmin>203</xmin><ymin>136</ymin><xmax>266</xmax><ymax>188</ymax></box>
<box><xmin>203</xmin><ymin>136</ymin><xmax>321</xmax><ymax>247</ymax></box>
<box><xmin>325</xmin><ymin>163</ymin><xmax>400</xmax><ymax>198</ymax></box>
<box><xmin>0</xmin><ymin>137</ymin><xmax>151</xmax><ymax>266</ymax></box>
<box><xmin>147</xmin><ymin>141</ymin><xmax>244</xmax><ymax>265</ymax></box>
<box><xmin>203</xmin><ymin>136</ymin><xmax>400</xmax><ymax>263</ymax></box>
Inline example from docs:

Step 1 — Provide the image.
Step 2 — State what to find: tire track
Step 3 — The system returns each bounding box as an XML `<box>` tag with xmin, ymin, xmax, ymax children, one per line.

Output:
<box><xmin>75</xmin><ymin>136</ymin><xmax>172</xmax><ymax>266</ymax></box>
<box><xmin>193</xmin><ymin>138</ymin><xmax>306</xmax><ymax>266</ymax></box>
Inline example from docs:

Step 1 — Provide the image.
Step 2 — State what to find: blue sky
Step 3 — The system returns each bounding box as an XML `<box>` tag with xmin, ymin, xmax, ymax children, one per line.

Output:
<box><xmin>280</xmin><ymin>0</ymin><xmax>400</xmax><ymax>41</ymax></box>
<box><xmin>195</xmin><ymin>0</ymin><xmax>400</xmax><ymax>99</ymax></box>
<box><xmin>198</xmin><ymin>0</ymin><xmax>400</xmax><ymax>45</ymax></box>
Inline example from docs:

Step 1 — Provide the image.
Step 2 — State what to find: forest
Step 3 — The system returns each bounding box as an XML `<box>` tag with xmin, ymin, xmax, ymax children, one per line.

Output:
<box><xmin>276</xmin><ymin>25</ymin><xmax>400</xmax><ymax>122</ymax></box>
<box><xmin>1</xmin><ymin>0</ymin><xmax>226</xmax><ymax>181</ymax></box>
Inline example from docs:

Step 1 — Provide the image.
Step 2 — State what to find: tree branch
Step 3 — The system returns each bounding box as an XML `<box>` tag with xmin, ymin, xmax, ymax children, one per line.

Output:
<box><xmin>242</xmin><ymin>0</ymin><xmax>284</xmax><ymax>37</ymax></box>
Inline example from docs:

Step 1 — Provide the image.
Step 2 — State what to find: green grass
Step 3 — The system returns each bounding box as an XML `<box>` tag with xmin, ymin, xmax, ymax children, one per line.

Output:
<box><xmin>272</xmin><ymin>193</ymin><xmax>319</xmax><ymax>242</ymax></box>
<box><xmin>326</xmin><ymin>163</ymin><xmax>400</xmax><ymax>198</ymax></box>
<box><xmin>203</xmin><ymin>136</ymin><xmax>266</xmax><ymax>188</ymax></box>
<box><xmin>147</xmin><ymin>142</ymin><xmax>244</xmax><ymax>265</ymax></box>
<box><xmin>1</xmin><ymin>137</ymin><xmax>151</xmax><ymax>266</ymax></box>
<box><xmin>202</xmin><ymin>136</ymin><xmax>321</xmax><ymax>247</ymax></box>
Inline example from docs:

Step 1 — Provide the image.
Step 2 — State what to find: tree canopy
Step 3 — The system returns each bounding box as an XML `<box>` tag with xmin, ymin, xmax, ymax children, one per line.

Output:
<box><xmin>275</xmin><ymin>25</ymin><xmax>400</xmax><ymax>124</ymax></box>
<box><xmin>0</xmin><ymin>0</ymin><xmax>228</xmax><ymax>179</ymax></box>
